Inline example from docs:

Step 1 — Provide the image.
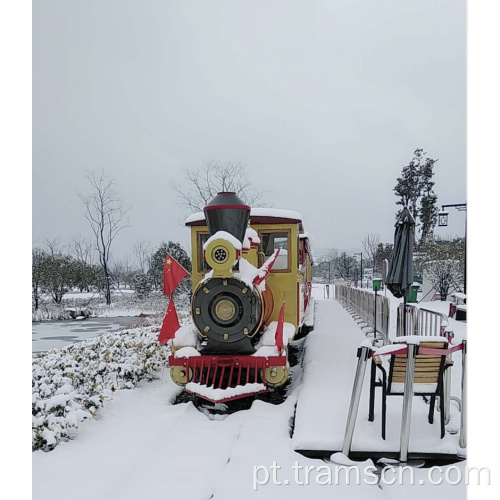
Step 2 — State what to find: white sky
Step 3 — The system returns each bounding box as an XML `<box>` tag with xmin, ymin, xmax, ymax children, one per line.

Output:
<box><xmin>32</xmin><ymin>0</ymin><xmax>466</xmax><ymax>260</ymax></box>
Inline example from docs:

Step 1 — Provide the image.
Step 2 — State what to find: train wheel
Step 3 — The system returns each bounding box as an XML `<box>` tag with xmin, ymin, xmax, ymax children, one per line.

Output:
<box><xmin>287</xmin><ymin>339</ymin><xmax>305</xmax><ymax>367</ymax></box>
<box><xmin>263</xmin><ymin>363</ymin><xmax>290</xmax><ymax>387</ymax></box>
<box><xmin>170</xmin><ymin>366</ymin><xmax>193</xmax><ymax>386</ymax></box>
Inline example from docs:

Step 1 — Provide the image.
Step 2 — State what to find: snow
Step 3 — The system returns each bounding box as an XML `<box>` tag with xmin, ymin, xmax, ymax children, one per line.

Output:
<box><xmin>329</xmin><ymin>452</ymin><xmax>374</xmax><ymax>468</ymax></box>
<box><xmin>250</xmin><ymin>207</ymin><xmax>302</xmax><ymax>221</ymax></box>
<box><xmin>243</xmin><ymin>226</ymin><xmax>260</xmax><ymax>249</ymax></box>
<box><xmin>371</xmin><ymin>335</ymin><xmax>453</xmax><ymax>356</ymax></box>
<box><xmin>174</xmin><ymin>346</ymin><xmax>201</xmax><ymax>358</ymax></box>
<box><xmin>252</xmin><ymin>345</ymin><xmax>280</xmax><ymax>357</ymax></box>
<box><xmin>32</xmin><ymin>319</ymin><xmax>170</xmax><ymax>452</ymax></box>
<box><xmin>234</xmin><ymin>257</ymin><xmax>261</xmax><ymax>287</ymax></box>
<box><xmin>392</xmin><ymin>335</ymin><xmax>452</xmax><ymax>346</ymax></box>
<box><xmin>256</xmin><ymin>249</ymin><xmax>281</xmax><ymax>281</ymax></box>
<box><xmin>32</xmin><ymin>284</ymin><xmax>466</xmax><ymax>500</ymax></box>
<box><xmin>372</xmin><ymin>343</ymin><xmax>407</xmax><ymax>356</ymax></box>
<box><xmin>234</xmin><ymin>250</ymin><xmax>282</xmax><ymax>288</ymax></box>
<box><xmin>389</xmin><ymin>382</ymin><xmax>438</xmax><ymax>394</ymax></box>
<box><xmin>173</xmin><ymin>323</ymin><xmax>199</xmax><ymax>347</ymax></box>
<box><xmin>203</xmin><ymin>230</ymin><xmax>243</xmax><ymax>251</ymax></box>
<box><xmin>292</xmin><ymin>297</ymin><xmax>464</xmax><ymax>457</ymax></box>
<box><xmin>186</xmin><ymin>207</ymin><xmax>303</xmax><ymax>224</ymax></box>
<box><xmin>256</xmin><ymin>321</ymin><xmax>295</xmax><ymax>348</ymax></box>
<box><xmin>186</xmin><ymin>382</ymin><xmax>267</xmax><ymax>401</ymax></box>
<box><xmin>200</xmin><ymin>269</ymin><xmax>214</xmax><ymax>283</ymax></box>
<box><xmin>303</xmin><ymin>297</ymin><xmax>315</xmax><ymax>327</ymax></box>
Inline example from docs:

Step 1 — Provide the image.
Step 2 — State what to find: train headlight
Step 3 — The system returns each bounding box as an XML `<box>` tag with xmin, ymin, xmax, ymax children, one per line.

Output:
<box><xmin>205</xmin><ymin>238</ymin><xmax>238</xmax><ymax>277</ymax></box>
<box><xmin>213</xmin><ymin>246</ymin><xmax>229</xmax><ymax>264</ymax></box>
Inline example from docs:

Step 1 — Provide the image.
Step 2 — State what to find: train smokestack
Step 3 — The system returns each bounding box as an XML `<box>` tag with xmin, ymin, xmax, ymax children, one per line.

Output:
<box><xmin>204</xmin><ymin>192</ymin><xmax>250</xmax><ymax>243</ymax></box>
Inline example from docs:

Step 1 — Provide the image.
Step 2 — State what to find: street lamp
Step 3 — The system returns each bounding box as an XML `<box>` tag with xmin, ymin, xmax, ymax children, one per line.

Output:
<box><xmin>354</xmin><ymin>252</ymin><xmax>363</xmax><ymax>288</ymax></box>
<box><xmin>438</xmin><ymin>210</ymin><xmax>449</xmax><ymax>227</ymax></box>
<box><xmin>437</xmin><ymin>203</ymin><xmax>467</xmax><ymax>294</ymax></box>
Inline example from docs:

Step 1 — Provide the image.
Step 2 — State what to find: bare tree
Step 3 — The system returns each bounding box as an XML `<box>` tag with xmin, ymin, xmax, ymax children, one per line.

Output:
<box><xmin>171</xmin><ymin>161</ymin><xmax>263</xmax><ymax>213</ymax></box>
<box><xmin>110</xmin><ymin>255</ymin><xmax>134</xmax><ymax>290</ymax></box>
<box><xmin>133</xmin><ymin>240</ymin><xmax>152</xmax><ymax>273</ymax></box>
<box><xmin>317</xmin><ymin>248</ymin><xmax>356</xmax><ymax>281</ymax></box>
<box><xmin>44</xmin><ymin>238</ymin><xmax>62</xmax><ymax>257</ymax></box>
<box><xmin>32</xmin><ymin>247</ymin><xmax>47</xmax><ymax>311</ymax></box>
<box><xmin>362</xmin><ymin>234</ymin><xmax>380</xmax><ymax>270</ymax></box>
<box><xmin>336</xmin><ymin>251</ymin><xmax>357</xmax><ymax>280</ymax></box>
<box><xmin>322</xmin><ymin>247</ymin><xmax>339</xmax><ymax>283</ymax></box>
<box><xmin>79</xmin><ymin>171</ymin><xmax>130</xmax><ymax>305</ymax></box>
<box><xmin>69</xmin><ymin>235</ymin><xmax>96</xmax><ymax>267</ymax></box>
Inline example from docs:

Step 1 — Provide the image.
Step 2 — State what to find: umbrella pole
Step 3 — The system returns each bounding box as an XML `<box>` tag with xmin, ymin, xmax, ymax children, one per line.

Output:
<box><xmin>403</xmin><ymin>296</ymin><xmax>407</xmax><ymax>336</ymax></box>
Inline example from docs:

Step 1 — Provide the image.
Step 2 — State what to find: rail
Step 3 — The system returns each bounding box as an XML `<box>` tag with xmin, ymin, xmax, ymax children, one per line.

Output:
<box><xmin>335</xmin><ymin>285</ymin><xmax>390</xmax><ymax>342</ymax></box>
<box><xmin>396</xmin><ymin>304</ymin><xmax>450</xmax><ymax>338</ymax></box>
<box><xmin>396</xmin><ymin>303</ymin><xmax>454</xmax><ymax>425</ymax></box>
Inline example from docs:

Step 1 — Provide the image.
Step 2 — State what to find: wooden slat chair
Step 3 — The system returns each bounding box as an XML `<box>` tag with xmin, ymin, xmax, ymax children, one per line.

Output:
<box><xmin>371</xmin><ymin>339</ymin><xmax>454</xmax><ymax>440</ymax></box>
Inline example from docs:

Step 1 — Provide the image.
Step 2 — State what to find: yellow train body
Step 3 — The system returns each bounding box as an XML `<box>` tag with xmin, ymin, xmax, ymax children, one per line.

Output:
<box><xmin>186</xmin><ymin>209</ymin><xmax>313</xmax><ymax>335</ymax></box>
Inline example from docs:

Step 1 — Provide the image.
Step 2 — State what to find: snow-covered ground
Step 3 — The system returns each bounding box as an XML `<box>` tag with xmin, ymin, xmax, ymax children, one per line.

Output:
<box><xmin>32</xmin><ymin>284</ymin><xmax>469</xmax><ymax>499</ymax></box>
<box><xmin>293</xmin><ymin>299</ymin><xmax>463</xmax><ymax>457</ymax></box>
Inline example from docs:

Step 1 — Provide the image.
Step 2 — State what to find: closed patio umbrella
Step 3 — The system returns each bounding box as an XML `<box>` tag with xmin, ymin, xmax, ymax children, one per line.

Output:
<box><xmin>386</xmin><ymin>207</ymin><xmax>416</xmax><ymax>335</ymax></box>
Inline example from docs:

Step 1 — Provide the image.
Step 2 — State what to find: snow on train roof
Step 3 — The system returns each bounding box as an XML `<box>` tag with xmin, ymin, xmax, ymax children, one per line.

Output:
<box><xmin>185</xmin><ymin>207</ymin><xmax>303</xmax><ymax>225</ymax></box>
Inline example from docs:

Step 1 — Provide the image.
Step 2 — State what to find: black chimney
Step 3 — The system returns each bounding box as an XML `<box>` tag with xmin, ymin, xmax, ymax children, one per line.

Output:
<box><xmin>204</xmin><ymin>192</ymin><xmax>250</xmax><ymax>243</ymax></box>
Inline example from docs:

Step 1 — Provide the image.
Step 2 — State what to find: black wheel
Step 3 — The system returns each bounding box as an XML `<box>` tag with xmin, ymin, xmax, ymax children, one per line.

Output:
<box><xmin>287</xmin><ymin>339</ymin><xmax>305</xmax><ymax>367</ymax></box>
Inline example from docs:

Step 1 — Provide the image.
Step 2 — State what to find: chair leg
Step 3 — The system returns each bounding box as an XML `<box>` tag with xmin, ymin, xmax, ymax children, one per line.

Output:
<box><xmin>428</xmin><ymin>395</ymin><xmax>435</xmax><ymax>424</ymax></box>
<box><xmin>381</xmin><ymin>371</ymin><xmax>387</xmax><ymax>440</ymax></box>
<box><xmin>439</xmin><ymin>392</ymin><xmax>445</xmax><ymax>439</ymax></box>
<box><xmin>369</xmin><ymin>360</ymin><xmax>376</xmax><ymax>422</ymax></box>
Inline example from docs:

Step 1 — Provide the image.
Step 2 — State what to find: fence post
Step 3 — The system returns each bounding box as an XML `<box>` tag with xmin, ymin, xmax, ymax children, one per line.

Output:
<box><xmin>459</xmin><ymin>340</ymin><xmax>467</xmax><ymax>449</ymax></box>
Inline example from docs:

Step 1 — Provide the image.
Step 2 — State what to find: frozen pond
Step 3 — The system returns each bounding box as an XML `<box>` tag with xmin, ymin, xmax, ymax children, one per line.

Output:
<box><xmin>32</xmin><ymin>316</ymin><xmax>139</xmax><ymax>353</ymax></box>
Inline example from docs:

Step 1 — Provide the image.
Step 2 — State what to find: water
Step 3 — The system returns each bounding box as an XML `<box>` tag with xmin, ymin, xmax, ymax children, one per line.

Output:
<box><xmin>32</xmin><ymin>316</ymin><xmax>139</xmax><ymax>353</ymax></box>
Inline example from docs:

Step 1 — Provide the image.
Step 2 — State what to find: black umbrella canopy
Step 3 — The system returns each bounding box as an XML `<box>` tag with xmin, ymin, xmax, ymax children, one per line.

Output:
<box><xmin>386</xmin><ymin>207</ymin><xmax>416</xmax><ymax>299</ymax></box>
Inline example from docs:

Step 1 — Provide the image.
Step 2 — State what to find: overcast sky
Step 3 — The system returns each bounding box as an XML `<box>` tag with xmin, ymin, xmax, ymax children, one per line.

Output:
<box><xmin>32</xmin><ymin>0</ymin><xmax>466</xmax><ymax>261</ymax></box>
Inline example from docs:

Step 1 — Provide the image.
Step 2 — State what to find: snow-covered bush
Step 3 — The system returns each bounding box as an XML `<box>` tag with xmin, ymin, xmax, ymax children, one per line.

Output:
<box><xmin>32</xmin><ymin>317</ymin><xmax>169</xmax><ymax>452</ymax></box>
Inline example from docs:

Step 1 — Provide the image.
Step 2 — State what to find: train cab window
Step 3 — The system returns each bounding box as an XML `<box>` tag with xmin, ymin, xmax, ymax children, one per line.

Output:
<box><xmin>299</xmin><ymin>239</ymin><xmax>306</xmax><ymax>267</ymax></box>
<box><xmin>198</xmin><ymin>233</ymin><xmax>212</xmax><ymax>273</ymax></box>
<box><xmin>198</xmin><ymin>232</ymin><xmax>239</xmax><ymax>273</ymax></box>
<box><xmin>260</xmin><ymin>231</ymin><xmax>290</xmax><ymax>271</ymax></box>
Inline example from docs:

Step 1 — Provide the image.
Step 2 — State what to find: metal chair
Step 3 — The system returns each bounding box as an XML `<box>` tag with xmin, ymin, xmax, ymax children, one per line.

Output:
<box><xmin>369</xmin><ymin>339</ymin><xmax>454</xmax><ymax>439</ymax></box>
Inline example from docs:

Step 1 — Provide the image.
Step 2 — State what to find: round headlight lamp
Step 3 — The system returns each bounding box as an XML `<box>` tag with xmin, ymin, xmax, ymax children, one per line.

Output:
<box><xmin>204</xmin><ymin>238</ymin><xmax>238</xmax><ymax>276</ymax></box>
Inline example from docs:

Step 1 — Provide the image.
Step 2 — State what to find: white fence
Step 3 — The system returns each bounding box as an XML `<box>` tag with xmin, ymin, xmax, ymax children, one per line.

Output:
<box><xmin>335</xmin><ymin>285</ymin><xmax>390</xmax><ymax>342</ymax></box>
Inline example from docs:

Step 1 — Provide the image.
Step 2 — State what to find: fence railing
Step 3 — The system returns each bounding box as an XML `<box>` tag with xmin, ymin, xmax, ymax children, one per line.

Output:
<box><xmin>396</xmin><ymin>303</ymin><xmax>454</xmax><ymax>426</ymax></box>
<box><xmin>396</xmin><ymin>303</ymin><xmax>450</xmax><ymax>338</ymax></box>
<box><xmin>337</xmin><ymin>285</ymin><xmax>459</xmax><ymax>441</ymax></box>
<box><xmin>335</xmin><ymin>285</ymin><xmax>390</xmax><ymax>342</ymax></box>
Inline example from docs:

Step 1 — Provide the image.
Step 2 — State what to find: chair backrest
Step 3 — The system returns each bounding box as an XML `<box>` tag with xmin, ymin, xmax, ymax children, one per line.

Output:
<box><xmin>389</xmin><ymin>341</ymin><xmax>448</xmax><ymax>386</ymax></box>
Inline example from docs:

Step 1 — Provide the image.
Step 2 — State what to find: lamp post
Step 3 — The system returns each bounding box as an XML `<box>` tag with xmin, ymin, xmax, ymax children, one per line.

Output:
<box><xmin>437</xmin><ymin>203</ymin><xmax>467</xmax><ymax>294</ymax></box>
<box><xmin>354</xmin><ymin>252</ymin><xmax>363</xmax><ymax>289</ymax></box>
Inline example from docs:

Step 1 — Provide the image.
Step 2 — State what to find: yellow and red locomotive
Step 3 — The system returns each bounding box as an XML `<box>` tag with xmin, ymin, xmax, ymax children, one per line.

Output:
<box><xmin>169</xmin><ymin>192</ymin><xmax>314</xmax><ymax>402</ymax></box>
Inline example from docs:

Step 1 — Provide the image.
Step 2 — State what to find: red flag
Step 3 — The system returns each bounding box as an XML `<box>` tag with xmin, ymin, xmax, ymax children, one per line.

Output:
<box><xmin>253</xmin><ymin>248</ymin><xmax>281</xmax><ymax>286</ymax></box>
<box><xmin>163</xmin><ymin>253</ymin><xmax>189</xmax><ymax>296</ymax></box>
<box><xmin>275</xmin><ymin>300</ymin><xmax>285</xmax><ymax>352</ymax></box>
<box><xmin>158</xmin><ymin>297</ymin><xmax>180</xmax><ymax>345</ymax></box>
